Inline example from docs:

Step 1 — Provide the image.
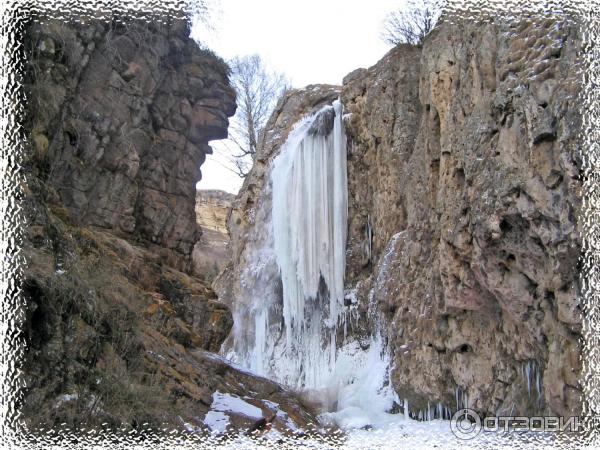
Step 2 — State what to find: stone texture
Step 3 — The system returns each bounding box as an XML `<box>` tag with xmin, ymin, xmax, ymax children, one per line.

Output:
<box><xmin>192</xmin><ymin>189</ymin><xmax>234</xmax><ymax>280</ymax></box>
<box><xmin>21</xmin><ymin>200</ymin><xmax>319</xmax><ymax>432</ymax></box>
<box><xmin>341</xmin><ymin>17</ymin><xmax>582</xmax><ymax>418</ymax></box>
<box><xmin>21</xmin><ymin>17</ymin><xmax>319</xmax><ymax>433</ymax></box>
<box><xmin>26</xmin><ymin>18</ymin><xmax>235</xmax><ymax>272</ymax></box>
<box><xmin>222</xmin><ymin>17</ymin><xmax>583</xmax><ymax>420</ymax></box>
<box><xmin>196</xmin><ymin>189</ymin><xmax>235</xmax><ymax>233</ymax></box>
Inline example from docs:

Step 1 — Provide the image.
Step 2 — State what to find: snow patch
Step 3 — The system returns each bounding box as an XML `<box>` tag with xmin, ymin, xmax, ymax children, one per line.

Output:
<box><xmin>202</xmin><ymin>391</ymin><xmax>265</xmax><ymax>433</ymax></box>
<box><xmin>203</xmin><ymin>410</ymin><xmax>229</xmax><ymax>433</ymax></box>
<box><xmin>210</xmin><ymin>391</ymin><xmax>263</xmax><ymax>419</ymax></box>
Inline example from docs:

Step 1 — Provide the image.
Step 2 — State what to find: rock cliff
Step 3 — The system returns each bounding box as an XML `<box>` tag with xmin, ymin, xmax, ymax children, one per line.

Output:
<box><xmin>196</xmin><ymin>189</ymin><xmax>234</xmax><ymax>233</ymax></box>
<box><xmin>192</xmin><ymin>189</ymin><xmax>234</xmax><ymax>279</ymax></box>
<box><xmin>342</xmin><ymin>16</ymin><xmax>582</xmax><ymax>418</ymax></box>
<box><xmin>221</xmin><ymin>16</ymin><xmax>583</xmax><ymax>419</ymax></box>
<box><xmin>29</xmin><ymin>17</ymin><xmax>235</xmax><ymax>272</ymax></box>
<box><xmin>21</xmin><ymin>17</ymin><xmax>319</xmax><ymax>433</ymax></box>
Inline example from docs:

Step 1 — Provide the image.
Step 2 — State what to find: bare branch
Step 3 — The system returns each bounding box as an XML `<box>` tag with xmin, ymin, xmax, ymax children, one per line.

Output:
<box><xmin>381</xmin><ymin>0</ymin><xmax>440</xmax><ymax>46</ymax></box>
<box><xmin>225</xmin><ymin>54</ymin><xmax>289</xmax><ymax>177</ymax></box>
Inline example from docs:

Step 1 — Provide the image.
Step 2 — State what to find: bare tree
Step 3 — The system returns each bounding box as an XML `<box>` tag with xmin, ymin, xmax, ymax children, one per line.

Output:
<box><xmin>190</xmin><ymin>0</ymin><xmax>218</xmax><ymax>32</ymax></box>
<box><xmin>381</xmin><ymin>0</ymin><xmax>439</xmax><ymax>46</ymax></box>
<box><xmin>224</xmin><ymin>54</ymin><xmax>289</xmax><ymax>178</ymax></box>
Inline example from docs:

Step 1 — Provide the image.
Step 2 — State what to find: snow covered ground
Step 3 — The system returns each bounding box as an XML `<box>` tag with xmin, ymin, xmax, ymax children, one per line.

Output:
<box><xmin>202</xmin><ymin>391</ymin><xmax>264</xmax><ymax>433</ymax></box>
<box><xmin>196</xmin><ymin>417</ymin><xmax>558</xmax><ymax>449</ymax></box>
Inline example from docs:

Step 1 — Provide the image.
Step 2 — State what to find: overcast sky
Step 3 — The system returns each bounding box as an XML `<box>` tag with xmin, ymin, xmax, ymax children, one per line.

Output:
<box><xmin>192</xmin><ymin>0</ymin><xmax>403</xmax><ymax>194</ymax></box>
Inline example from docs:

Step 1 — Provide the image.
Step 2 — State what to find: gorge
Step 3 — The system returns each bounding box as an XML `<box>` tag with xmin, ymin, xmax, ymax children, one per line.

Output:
<box><xmin>16</xmin><ymin>6</ymin><xmax>585</xmax><ymax>447</ymax></box>
<box><xmin>219</xmin><ymin>11</ymin><xmax>583</xmax><ymax>431</ymax></box>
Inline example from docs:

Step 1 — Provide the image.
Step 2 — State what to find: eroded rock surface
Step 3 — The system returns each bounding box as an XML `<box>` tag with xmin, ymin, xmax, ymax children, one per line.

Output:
<box><xmin>342</xmin><ymin>17</ymin><xmax>582</xmax><ymax>418</ymax></box>
<box><xmin>192</xmin><ymin>189</ymin><xmax>234</xmax><ymax>280</ymax></box>
<box><xmin>28</xmin><ymin>18</ymin><xmax>235</xmax><ymax>272</ymax></box>
<box><xmin>21</xmin><ymin>17</ymin><xmax>319</xmax><ymax>433</ymax></box>
<box><xmin>222</xmin><ymin>17</ymin><xmax>583</xmax><ymax>420</ymax></box>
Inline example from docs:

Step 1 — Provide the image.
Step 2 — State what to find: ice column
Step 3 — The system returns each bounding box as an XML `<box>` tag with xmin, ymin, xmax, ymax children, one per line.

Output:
<box><xmin>270</xmin><ymin>99</ymin><xmax>348</xmax><ymax>388</ymax></box>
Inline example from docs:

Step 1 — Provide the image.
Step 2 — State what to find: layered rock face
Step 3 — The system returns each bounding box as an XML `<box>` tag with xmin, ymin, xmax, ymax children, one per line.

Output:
<box><xmin>343</xmin><ymin>17</ymin><xmax>582</xmax><ymax>418</ymax></box>
<box><xmin>29</xmin><ymin>18</ymin><xmax>235</xmax><ymax>272</ymax></box>
<box><xmin>21</xmin><ymin>18</ymin><xmax>319</xmax><ymax>432</ymax></box>
<box><xmin>223</xmin><ymin>17</ymin><xmax>583</xmax><ymax>419</ymax></box>
<box><xmin>196</xmin><ymin>189</ymin><xmax>234</xmax><ymax>233</ymax></box>
<box><xmin>192</xmin><ymin>189</ymin><xmax>234</xmax><ymax>279</ymax></box>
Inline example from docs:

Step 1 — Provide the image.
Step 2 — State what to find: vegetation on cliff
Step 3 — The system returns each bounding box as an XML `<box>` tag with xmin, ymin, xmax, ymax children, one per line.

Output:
<box><xmin>19</xmin><ymin>16</ymin><xmax>319</xmax><ymax>434</ymax></box>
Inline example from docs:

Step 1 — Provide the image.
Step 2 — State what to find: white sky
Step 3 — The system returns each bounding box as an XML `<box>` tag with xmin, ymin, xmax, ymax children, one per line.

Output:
<box><xmin>193</xmin><ymin>0</ymin><xmax>404</xmax><ymax>194</ymax></box>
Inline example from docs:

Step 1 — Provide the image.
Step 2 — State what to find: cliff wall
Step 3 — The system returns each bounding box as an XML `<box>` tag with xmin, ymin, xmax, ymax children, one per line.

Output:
<box><xmin>28</xmin><ymin>18</ymin><xmax>236</xmax><ymax>272</ymax></box>
<box><xmin>196</xmin><ymin>189</ymin><xmax>234</xmax><ymax>233</ymax></box>
<box><xmin>21</xmin><ymin>17</ymin><xmax>318</xmax><ymax>432</ymax></box>
<box><xmin>192</xmin><ymin>189</ymin><xmax>234</xmax><ymax>279</ymax></box>
<box><xmin>222</xmin><ymin>17</ymin><xmax>583</xmax><ymax>418</ymax></box>
<box><xmin>342</xmin><ymin>17</ymin><xmax>582</xmax><ymax>418</ymax></box>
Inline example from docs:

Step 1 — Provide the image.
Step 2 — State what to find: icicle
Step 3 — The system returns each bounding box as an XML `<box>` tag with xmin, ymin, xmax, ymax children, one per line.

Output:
<box><xmin>269</xmin><ymin>99</ymin><xmax>348</xmax><ymax>389</ymax></box>
<box><xmin>456</xmin><ymin>387</ymin><xmax>460</xmax><ymax>410</ymax></box>
<box><xmin>250</xmin><ymin>306</ymin><xmax>268</xmax><ymax>374</ymax></box>
<box><xmin>366</xmin><ymin>214</ymin><xmax>373</xmax><ymax>263</ymax></box>
<box><xmin>455</xmin><ymin>387</ymin><xmax>469</xmax><ymax>410</ymax></box>
<box><xmin>404</xmin><ymin>399</ymin><xmax>409</xmax><ymax>420</ymax></box>
<box><xmin>522</xmin><ymin>360</ymin><xmax>543</xmax><ymax>399</ymax></box>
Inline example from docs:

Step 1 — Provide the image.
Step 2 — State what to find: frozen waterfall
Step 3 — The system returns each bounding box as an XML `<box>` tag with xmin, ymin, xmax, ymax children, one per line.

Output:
<box><xmin>270</xmin><ymin>99</ymin><xmax>348</xmax><ymax>388</ymax></box>
<box><xmin>225</xmin><ymin>99</ymin><xmax>405</xmax><ymax>430</ymax></box>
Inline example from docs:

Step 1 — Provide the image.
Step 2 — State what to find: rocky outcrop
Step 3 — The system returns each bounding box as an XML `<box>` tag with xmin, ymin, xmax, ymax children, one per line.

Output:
<box><xmin>342</xmin><ymin>17</ymin><xmax>582</xmax><ymax>418</ymax></box>
<box><xmin>196</xmin><ymin>189</ymin><xmax>234</xmax><ymax>233</ymax></box>
<box><xmin>222</xmin><ymin>17</ymin><xmax>583</xmax><ymax>419</ymax></box>
<box><xmin>192</xmin><ymin>189</ymin><xmax>234</xmax><ymax>279</ymax></box>
<box><xmin>27</xmin><ymin>18</ymin><xmax>235</xmax><ymax>272</ymax></box>
<box><xmin>21</xmin><ymin>17</ymin><xmax>319</xmax><ymax>433</ymax></box>
<box><xmin>22</xmin><ymin>217</ymin><xmax>318</xmax><ymax>432</ymax></box>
